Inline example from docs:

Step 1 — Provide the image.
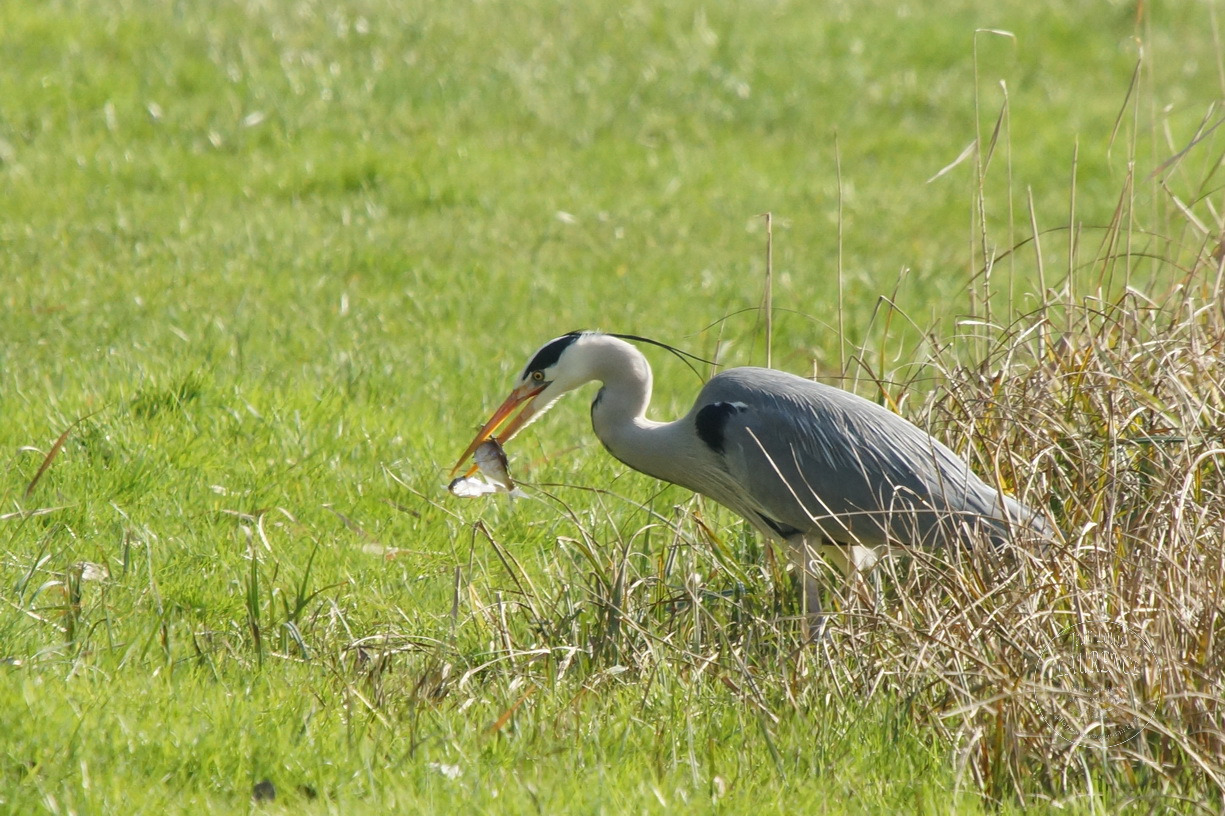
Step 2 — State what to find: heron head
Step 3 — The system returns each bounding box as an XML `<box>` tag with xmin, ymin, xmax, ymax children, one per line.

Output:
<box><xmin>449</xmin><ymin>331</ymin><xmax>591</xmax><ymax>477</ymax></box>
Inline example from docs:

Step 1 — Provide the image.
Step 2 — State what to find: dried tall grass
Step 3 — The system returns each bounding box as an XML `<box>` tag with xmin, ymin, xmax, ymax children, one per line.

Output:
<box><xmin>875</xmin><ymin>240</ymin><xmax>1225</xmax><ymax>805</ymax></box>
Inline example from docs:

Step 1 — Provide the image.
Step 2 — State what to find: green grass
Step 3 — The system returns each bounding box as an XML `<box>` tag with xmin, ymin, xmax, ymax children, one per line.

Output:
<box><xmin>3</xmin><ymin>0</ymin><xmax>1224</xmax><ymax>813</ymax></box>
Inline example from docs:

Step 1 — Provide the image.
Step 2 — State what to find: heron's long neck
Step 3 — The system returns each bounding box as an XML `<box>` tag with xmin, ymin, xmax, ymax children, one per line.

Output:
<box><xmin>587</xmin><ymin>339</ymin><xmax>692</xmax><ymax>484</ymax></box>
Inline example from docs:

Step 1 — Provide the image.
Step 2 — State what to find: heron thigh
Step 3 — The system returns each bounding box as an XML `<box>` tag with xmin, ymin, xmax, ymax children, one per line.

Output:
<box><xmin>819</xmin><ymin>541</ymin><xmax>881</xmax><ymax>577</ymax></box>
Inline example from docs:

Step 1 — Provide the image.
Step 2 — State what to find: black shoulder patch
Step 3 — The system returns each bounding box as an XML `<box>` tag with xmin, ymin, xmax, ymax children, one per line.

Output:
<box><xmin>522</xmin><ymin>331</ymin><xmax>583</xmax><ymax>378</ymax></box>
<box><xmin>694</xmin><ymin>401</ymin><xmax>747</xmax><ymax>455</ymax></box>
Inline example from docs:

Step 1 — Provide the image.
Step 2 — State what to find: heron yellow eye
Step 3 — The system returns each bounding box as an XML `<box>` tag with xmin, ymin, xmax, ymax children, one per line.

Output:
<box><xmin>531</xmin><ymin>371</ymin><xmax>545</xmax><ymax>382</ymax></box>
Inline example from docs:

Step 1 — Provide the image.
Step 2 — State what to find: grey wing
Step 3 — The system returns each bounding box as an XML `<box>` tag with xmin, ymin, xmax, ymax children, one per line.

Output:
<box><xmin>699</xmin><ymin>369</ymin><xmax>1043</xmax><ymax>547</ymax></box>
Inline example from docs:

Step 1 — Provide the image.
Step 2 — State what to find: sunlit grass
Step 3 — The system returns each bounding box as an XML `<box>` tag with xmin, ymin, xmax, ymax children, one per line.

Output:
<box><xmin>2</xmin><ymin>0</ymin><xmax>1223</xmax><ymax>812</ymax></box>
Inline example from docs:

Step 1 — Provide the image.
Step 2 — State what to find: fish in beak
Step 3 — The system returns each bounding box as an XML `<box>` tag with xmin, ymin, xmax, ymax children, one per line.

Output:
<box><xmin>449</xmin><ymin>382</ymin><xmax>546</xmax><ymax>479</ymax></box>
<box><xmin>448</xmin><ymin>439</ymin><xmax>522</xmax><ymax>497</ymax></box>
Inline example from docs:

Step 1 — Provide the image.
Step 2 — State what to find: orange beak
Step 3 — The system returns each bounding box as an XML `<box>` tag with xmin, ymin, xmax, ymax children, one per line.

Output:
<box><xmin>449</xmin><ymin>383</ymin><xmax>547</xmax><ymax>478</ymax></box>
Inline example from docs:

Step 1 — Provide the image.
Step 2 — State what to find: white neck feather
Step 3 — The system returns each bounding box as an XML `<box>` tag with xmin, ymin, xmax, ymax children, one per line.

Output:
<box><xmin>570</xmin><ymin>335</ymin><xmax>695</xmax><ymax>484</ymax></box>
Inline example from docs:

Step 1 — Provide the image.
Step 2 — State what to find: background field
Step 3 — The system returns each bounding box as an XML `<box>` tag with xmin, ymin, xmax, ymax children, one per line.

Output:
<box><xmin>2</xmin><ymin>0</ymin><xmax>1224</xmax><ymax>813</ymax></box>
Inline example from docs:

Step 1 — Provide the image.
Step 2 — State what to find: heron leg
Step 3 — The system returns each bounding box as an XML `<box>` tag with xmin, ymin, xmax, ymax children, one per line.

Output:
<box><xmin>787</xmin><ymin>537</ymin><xmax>887</xmax><ymax>639</ymax></box>
<box><xmin>821</xmin><ymin>541</ymin><xmax>884</xmax><ymax>611</ymax></box>
<box><xmin>786</xmin><ymin>534</ymin><xmax>829</xmax><ymax>641</ymax></box>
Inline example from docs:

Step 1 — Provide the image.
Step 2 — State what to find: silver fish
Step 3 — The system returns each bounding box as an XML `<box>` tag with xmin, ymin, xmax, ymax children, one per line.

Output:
<box><xmin>473</xmin><ymin>439</ymin><xmax>513</xmax><ymax>491</ymax></box>
<box><xmin>447</xmin><ymin>439</ymin><xmax>524</xmax><ymax>499</ymax></box>
<box><xmin>447</xmin><ymin>475</ymin><xmax>499</xmax><ymax>498</ymax></box>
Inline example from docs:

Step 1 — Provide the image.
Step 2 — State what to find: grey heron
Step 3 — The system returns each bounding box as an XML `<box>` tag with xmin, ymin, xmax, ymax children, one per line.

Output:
<box><xmin>451</xmin><ymin>331</ymin><xmax>1053</xmax><ymax>619</ymax></box>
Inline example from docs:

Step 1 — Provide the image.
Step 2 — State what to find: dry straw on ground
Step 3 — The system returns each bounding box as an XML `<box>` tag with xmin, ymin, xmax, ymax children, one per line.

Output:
<box><xmin>846</xmin><ymin>255</ymin><xmax>1225</xmax><ymax>803</ymax></box>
